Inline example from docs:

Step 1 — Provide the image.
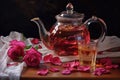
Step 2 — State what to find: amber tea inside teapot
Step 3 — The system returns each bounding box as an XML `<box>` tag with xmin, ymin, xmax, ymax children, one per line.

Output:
<box><xmin>31</xmin><ymin>3</ymin><xmax>107</xmax><ymax>56</ymax></box>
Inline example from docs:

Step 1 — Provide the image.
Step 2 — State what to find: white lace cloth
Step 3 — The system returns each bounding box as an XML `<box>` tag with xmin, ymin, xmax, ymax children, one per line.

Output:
<box><xmin>0</xmin><ymin>31</ymin><xmax>120</xmax><ymax>80</ymax></box>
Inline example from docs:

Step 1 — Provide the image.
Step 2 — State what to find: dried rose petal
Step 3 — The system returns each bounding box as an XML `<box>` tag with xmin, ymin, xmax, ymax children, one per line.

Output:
<box><xmin>43</xmin><ymin>54</ymin><xmax>53</xmax><ymax>63</ymax></box>
<box><xmin>50</xmin><ymin>57</ymin><xmax>62</xmax><ymax>65</ymax></box>
<box><xmin>62</xmin><ymin>69</ymin><xmax>71</xmax><ymax>75</ymax></box>
<box><xmin>37</xmin><ymin>69</ymin><xmax>48</xmax><ymax>76</ymax></box>
<box><xmin>49</xmin><ymin>67</ymin><xmax>60</xmax><ymax>72</ymax></box>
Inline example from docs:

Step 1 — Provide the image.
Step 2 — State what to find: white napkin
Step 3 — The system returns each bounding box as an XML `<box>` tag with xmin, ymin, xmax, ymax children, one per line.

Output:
<box><xmin>0</xmin><ymin>31</ymin><xmax>25</xmax><ymax>80</ymax></box>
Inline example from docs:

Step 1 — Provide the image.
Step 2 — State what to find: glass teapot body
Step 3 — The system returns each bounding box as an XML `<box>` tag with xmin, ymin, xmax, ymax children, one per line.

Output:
<box><xmin>31</xmin><ymin>3</ymin><xmax>107</xmax><ymax>56</ymax></box>
<box><xmin>49</xmin><ymin>20</ymin><xmax>90</xmax><ymax>56</ymax></box>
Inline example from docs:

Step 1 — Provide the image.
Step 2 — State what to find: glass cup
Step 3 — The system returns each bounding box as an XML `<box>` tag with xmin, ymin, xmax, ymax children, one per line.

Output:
<box><xmin>78</xmin><ymin>41</ymin><xmax>97</xmax><ymax>72</ymax></box>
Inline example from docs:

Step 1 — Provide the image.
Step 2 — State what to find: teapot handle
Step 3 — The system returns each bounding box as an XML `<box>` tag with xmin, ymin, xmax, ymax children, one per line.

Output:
<box><xmin>84</xmin><ymin>16</ymin><xmax>107</xmax><ymax>42</ymax></box>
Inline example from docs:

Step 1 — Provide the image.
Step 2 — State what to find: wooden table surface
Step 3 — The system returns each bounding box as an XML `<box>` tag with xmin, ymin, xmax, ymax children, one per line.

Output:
<box><xmin>20</xmin><ymin>63</ymin><xmax>120</xmax><ymax>80</ymax></box>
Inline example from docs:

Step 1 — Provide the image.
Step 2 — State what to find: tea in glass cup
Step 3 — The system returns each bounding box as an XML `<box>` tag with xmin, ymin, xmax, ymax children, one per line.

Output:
<box><xmin>78</xmin><ymin>41</ymin><xmax>97</xmax><ymax>72</ymax></box>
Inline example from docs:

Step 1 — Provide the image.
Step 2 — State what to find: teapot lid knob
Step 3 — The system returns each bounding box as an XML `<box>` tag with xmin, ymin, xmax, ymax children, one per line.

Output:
<box><xmin>66</xmin><ymin>3</ymin><xmax>73</xmax><ymax>14</ymax></box>
<box><xmin>56</xmin><ymin>2</ymin><xmax>84</xmax><ymax>20</ymax></box>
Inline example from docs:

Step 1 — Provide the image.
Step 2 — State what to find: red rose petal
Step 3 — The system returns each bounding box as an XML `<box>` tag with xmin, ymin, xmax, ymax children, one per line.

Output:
<box><xmin>49</xmin><ymin>67</ymin><xmax>60</xmax><ymax>72</ymax></box>
<box><xmin>93</xmin><ymin>67</ymin><xmax>110</xmax><ymax>76</ymax></box>
<box><xmin>103</xmin><ymin>69</ymin><xmax>110</xmax><ymax>74</ymax></box>
<box><xmin>43</xmin><ymin>54</ymin><xmax>53</xmax><ymax>63</ymax></box>
<box><xmin>70</xmin><ymin>61</ymin><xmax>80</xmax><ymax>68</ymax></box>
<box><xmin>77</xmin><ymin>66</ymin><xmax>90</xmax><ymax>72</ymax></box>
<box><xmin>62</xmin><ymin>69</ymin><xmax>71</xmax><ymax>75</ymax></box>
<box><xmin>37</xmin><ymin>69</ymin><xmax>49</xmax><ymax>76</ymax></box>
<box><xmin>105</xmin><ymin>65</ymin><xmax>113</xmax><ymax>69</ymax></box>
<box><xmin>31</xmin><ymin>38</ymin><xmax>39</xmax><ymax>44</ymax></box>
<box><xmin>93</xmin><ymin>68</ymin><xmax>104</xmax><ymax>76</ymax></box>
<box><xmin>68</xmin><ymin>67</ymin><xmax>77</xmax><ymax>72</ymax></box>
<box><xmin>62</xmin><ymin>62</ymin><xmax>71</xmax><ymax>68</ymax></box>
<box><xmin>50</xmin><ymin>57</ymin><xmax>62</xmax><ymax>65</ymax></box>
<box><xmin>99</xmin><ymin>57</ymin><xmax>112</xmax><ymax>66</ymax></box>
<box><xmin>112</xmin><ymin>64</ymin><xmax>119</xmax><ymax>69</ymax></box>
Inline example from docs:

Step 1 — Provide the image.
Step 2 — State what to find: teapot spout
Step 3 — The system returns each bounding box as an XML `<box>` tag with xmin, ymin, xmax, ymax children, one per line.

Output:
<box><xmin>31</xmin><ymin>17</ymin><xmax>51</xmax><ymax>49</ymax></box>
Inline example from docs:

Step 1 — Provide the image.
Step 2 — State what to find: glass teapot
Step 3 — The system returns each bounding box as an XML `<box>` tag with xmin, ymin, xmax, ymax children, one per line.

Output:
<box><xmin>31</xmin><ymin>3</ymin><xmax>107</xmax><ymax>56</ymax></box>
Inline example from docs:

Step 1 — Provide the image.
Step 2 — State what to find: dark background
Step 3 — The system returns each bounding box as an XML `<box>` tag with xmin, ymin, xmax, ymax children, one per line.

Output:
<box><xmin>0</xmin><ymin>0</ymin><xmax>119</xmax><ymax>38</ymax></box>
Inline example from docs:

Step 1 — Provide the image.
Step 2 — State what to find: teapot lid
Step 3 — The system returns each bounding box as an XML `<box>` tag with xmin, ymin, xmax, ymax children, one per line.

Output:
<box><xmin>56</xmin><ymin>3</ymin><xmax>84</xmax><ymax>22</ymax></box>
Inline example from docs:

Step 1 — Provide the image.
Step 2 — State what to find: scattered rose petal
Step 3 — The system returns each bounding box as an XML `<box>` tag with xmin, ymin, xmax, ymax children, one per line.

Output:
<box><xmin>43</xmin><ymin>54</ymin><xmax>53</xmax><ymax>63</ymax></box>
<box><xmin>93</xmin><ymin>68</ymin><xmax>104</xmax><ymax>76</ymax></box>
<box><xmin>99</xmin><ymin>57</ymin><xmax>112</xmax><ymax>66</ymax></box>
<box><xmin>68</xmin><ymin>67</ymin><xmax>77</xmax><ymax>72</ymax></box>
<box><xmin>49</xmin><ymin>67</ymin><xmax>60</xmax><ymax>72</ymax></box>
<box><xmin>93</xmin><ymin>70</ymin><xmax>102</xmax><ymax>76</ymax></box>
<box><xmin>31</xmin><ymin>38</ymin><xmax>39</xmax><ymax>44</ymax></box>
<box><xmin>105</xmin><ymin>65</ymin><xmax>113</xmax><ymax>69</ymax></box>
<box><xmin>50</xmin><ymin>57</ymin><xmax>62</xmax><ymax>65</ymax></box>
<box><xmin>112</xmin><ymin>64</ymin><xmax>119</xmax><ymax>69</ymax></box>
<box><xmin>70</xmin><ymin>61</ymin><xmax>80</xmax><ymax>68</ymax></box>
<box><xmin>62</xmin><ymin>62</ymin><xmax>71</xmax><ymax>68</ymax></box>
<box><xmin>93</xmin><ymin>67</ymin><xmax>110</xmax><ymax>76</ymax></box>
<box><xmin>77</xmin><ymin>66</ymin><xmax>90</xmax><ymax>72</ymax></box>
<box><xmin>104</xmin><ymin>69</ymin><xmax>110</xmax><ymax>74</ymax></box>
<box><xmin>62</xmin><ymin>69</ymin><xmax>71</xmax><ymax>75</ymax></box>
<box><xmin>37</xmin><ymin>69</ymin><xmax>49</xmax><ymax>76</ymax></box>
